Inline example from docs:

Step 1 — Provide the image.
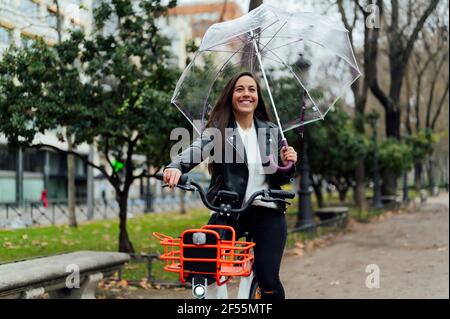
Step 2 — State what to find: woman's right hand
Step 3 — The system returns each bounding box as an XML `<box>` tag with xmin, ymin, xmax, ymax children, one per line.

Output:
<box><xmin>163</xmin><ymin>168</ymin><xmax>182</xmax><ymax>189</ymax></box>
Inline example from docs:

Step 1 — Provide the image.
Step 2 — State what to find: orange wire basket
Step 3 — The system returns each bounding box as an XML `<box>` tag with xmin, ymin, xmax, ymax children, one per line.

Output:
<box><xmin>153</xmin><ymin>225</ymin><xmax>255</xmax><ymax>286</ymax></box>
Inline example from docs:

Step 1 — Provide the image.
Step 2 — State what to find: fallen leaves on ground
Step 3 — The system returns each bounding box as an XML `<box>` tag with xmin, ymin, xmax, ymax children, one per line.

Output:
<box><xmin>286</xmin><ymin>233</ymin><xmax>338</xmax><ymax>257</ymax></box>
<box><xmin>139</xmin><ymin>278</ymin><xmax>151</xmax><ymax>290</ymax></box>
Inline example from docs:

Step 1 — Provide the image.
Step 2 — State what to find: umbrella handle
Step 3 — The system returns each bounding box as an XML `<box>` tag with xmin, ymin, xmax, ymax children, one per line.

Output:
<box><xmin>269</xmin><ymin>140</ymin><xmax>294</xmax><ymax>173</ymax></box>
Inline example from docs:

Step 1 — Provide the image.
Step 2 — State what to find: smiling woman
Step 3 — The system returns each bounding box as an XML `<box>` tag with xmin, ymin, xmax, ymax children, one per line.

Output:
<box><xmin>162</xmin><ymin>71</ymin><xmax>297</xmax><ymax>300</ymax></box>
<box><xmin>231</xmin><ymin>75</ymin><xmax>259</xmax><ymax>127</ymax></box>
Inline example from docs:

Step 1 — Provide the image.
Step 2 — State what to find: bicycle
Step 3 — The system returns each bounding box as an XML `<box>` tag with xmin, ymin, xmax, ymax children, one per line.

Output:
<box><xmin>152</xmin><ymin>173</ymin><xmax>295</xmax><ymax>299</ymax></box>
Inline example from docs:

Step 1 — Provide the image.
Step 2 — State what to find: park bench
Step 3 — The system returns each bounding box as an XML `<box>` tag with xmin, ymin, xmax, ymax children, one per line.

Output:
<box><xmin>381</xmin><ymin>195</ymin><xmax>402</xmax><ymax>208</ymax></box>
<box><xmin>0</xmin><ymin>251</ymin><xmax>130</xmax><ymax>299</ymax></box>
<box><xmin>314</xmin><ymin>206</ymin><xmax>349</xmax><ymax>228</ymax></box>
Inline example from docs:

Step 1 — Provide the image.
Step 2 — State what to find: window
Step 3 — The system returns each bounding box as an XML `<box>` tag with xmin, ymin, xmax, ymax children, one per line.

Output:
<box><xmin>23</xmin><ymin>149</ymin><xmax>45</xmax><ymax>173</ymax></box>
<box><xmin>75</xmin><ymin>156</ymin><xmax>87</xmax><ymax>177</ymax></box>
<box><xmin>49</xmin><ymin>151</ymin><xmax>66</xmax><ymax>175</ymax></box>
<box><xmin>0</xmin><ymin>26</ymin><xmax>11</xmax><ymax>45</ymax></box>
<box><xmin>0</xmin><ymin>146</ymin><xmax>16</xmax><ymax>171</ymax></box>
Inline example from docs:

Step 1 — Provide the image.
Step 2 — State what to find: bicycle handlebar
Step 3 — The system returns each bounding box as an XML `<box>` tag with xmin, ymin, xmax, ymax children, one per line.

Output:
<box><xmin>154</xmin><ymin>172</ymin><xmax>294</xmax><ymax>214</ymax></box>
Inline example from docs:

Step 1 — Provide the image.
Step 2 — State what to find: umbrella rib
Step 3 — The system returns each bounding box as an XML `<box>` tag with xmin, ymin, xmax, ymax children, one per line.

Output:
<box><xmin>259</xmin><ymin>21</ymin><xmax>287</xmax><ymax>53</ymax></box>
<box><xmin>301</xmin><ymin>38</ymin><xmax>360</xmax><ymax>72</ymax></box>
<box><xmin>259</xmin><ymin>35</ymin><xmax>360</xmax><ymax>73</ymax></box>
<box><xmin>200</xmin><ymin>41</ymin><xmax>249</xmax><ymax>131</ymax></box>
<box><xmin>260</xmin><ymin>37</ymin><xmax>304</xmax><ymax>54</ymax></box>
<box><xmin>265</xmin><ymin>49</ymin><xmax>325</xmax><ymax>120</ymax></box>
<box><xmin>204</xmin><ymin>36</ymin><xmax>303</xmax><ymax>56</ymax></box>
<box><xmin>250</xmin><ymin>18</ymin><xmax>283</xmax><ymax>39</ymax></box>
<box><xmin>200</xmin><ymin>19</ymin><xmax>280</xmax><ymax>52</ymax></box>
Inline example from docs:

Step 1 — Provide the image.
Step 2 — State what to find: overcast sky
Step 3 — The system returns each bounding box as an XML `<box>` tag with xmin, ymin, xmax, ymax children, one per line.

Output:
<box><xmin>175</xmin><ymin>0</ymin><xmax>333</xmax><ymax>15</ymax></box>
<box><xmin>174</xmin><ymin>0</ymin><xmax>346</xmax><ymax>27</ymax></box>
<box><xmin>176</xmin><ymin>0</ymin><xmax>250</xmax><ymax>12</ymax></box>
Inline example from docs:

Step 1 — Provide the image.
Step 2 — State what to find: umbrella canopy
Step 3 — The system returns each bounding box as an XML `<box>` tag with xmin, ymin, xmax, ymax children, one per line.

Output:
<box><xmin>172</xmin><ymin>4</ymin><xmax>361</xmax><ymax>136</ymax></box>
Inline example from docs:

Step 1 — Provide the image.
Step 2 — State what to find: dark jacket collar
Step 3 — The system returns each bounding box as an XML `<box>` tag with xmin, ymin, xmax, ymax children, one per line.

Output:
<box><xmin>226</xmin><ymin>116</ymin><xmax>275</xmax><ymax>165</ymax></box>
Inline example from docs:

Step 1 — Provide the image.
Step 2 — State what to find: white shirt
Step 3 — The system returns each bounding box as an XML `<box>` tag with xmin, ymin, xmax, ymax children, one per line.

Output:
<box><xmin>236</xmin><ymin>120</ymin><xmax>277</xmax><ymax>209</ymax></box>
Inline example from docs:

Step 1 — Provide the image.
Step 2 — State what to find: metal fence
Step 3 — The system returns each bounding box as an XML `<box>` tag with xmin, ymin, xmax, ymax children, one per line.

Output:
<box><xmin>0</xmin><ymin>191</ymin><xmax>204</xmax><ymax>229</ymax></box>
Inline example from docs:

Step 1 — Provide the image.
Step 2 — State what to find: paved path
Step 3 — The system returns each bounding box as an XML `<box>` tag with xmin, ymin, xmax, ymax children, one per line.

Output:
<box><xmin>281</xmin><ymin>194</ymin><xmax>449</xmax><ymax>298</ymax></box>
<box><xmin>99</xmin><ymin>194</ymin><xmax>449</xmax><ymax>299</ymax></box>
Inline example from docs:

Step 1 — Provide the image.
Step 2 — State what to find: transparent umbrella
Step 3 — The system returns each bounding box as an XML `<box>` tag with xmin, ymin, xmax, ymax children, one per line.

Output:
<box><xmin>172</xmin><ymin>4</ymin><xmax>361</xmax><ymax>170</ymax></box>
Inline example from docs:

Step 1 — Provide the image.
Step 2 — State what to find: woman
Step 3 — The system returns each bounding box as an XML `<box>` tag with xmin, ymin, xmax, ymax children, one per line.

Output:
<box><xmin>163</xmin><ymin>72</ymin><xmax>297</xmax><ymax>299</ymax></box>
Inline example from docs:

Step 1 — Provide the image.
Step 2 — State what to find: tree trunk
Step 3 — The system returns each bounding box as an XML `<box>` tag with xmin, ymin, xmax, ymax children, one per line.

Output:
<box><xmin>179</xmin><ymin>190</ymin><xmax>186</xmax><ymax>214</ymax></box>
<box><xmin>67</xmin><ymin>136</ymin><xmax>77</xmax><ymax>228</ymax></box>
<box><xmin>118</xmin><ymin>192</ymin><xmax>134</xmax><ymax>253</ymax></box>
<box><xmin>249</xmin><ymin>0</ymin><xmax>263</xmax><ymax>11</ymax></box>
<box><xmin>414</xmin><ymin>162</ymin><xmax>422</xmax><ymax>191</ymax></box>
<box><xmin>428</xmin><ymin>159</ymin><xmax>436</xmax><ymax>196</ymax></box>
<box><xmin>382</xmin><ymin>170</ymin><xmax>398</xmax><ymax>196</ymax></box>
<box><xmin>354</xmin><ymin>160</ymin><xmax>367</xmax><ymax>210</ymax></box>
<box><xmin>385</xmin><ymin>108</ymin><xmax>401</xmax><ymax>139</ymax></box>
<box><xmin>311</xmin><ymin>175</ymin><xmax>324</xmax><ymax>208</ymax></box>
<box><xmin>338</xmin><ymin>188</ymin><xmax>348</xmax><ymax>203</ymax></box>
<box><xmin>382</xmin><ymin>108</ymin><xmax>401</xmax><ymax>197</ymax></box>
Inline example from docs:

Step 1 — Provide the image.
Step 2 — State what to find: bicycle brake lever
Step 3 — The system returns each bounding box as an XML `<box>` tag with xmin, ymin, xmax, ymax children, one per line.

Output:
<box><xmin>260</xmin><ymin>197</ymin><xmax>291</xmax><ymax>206</ymax></box>
<box><xmin>162</xmin><ymin>184</ymin><xmax>195</xmax><ymax>192</ymax></box>
<box><xmin>177</xmin><ymin>184</ymin><xmax>196</xmax><ymax>191</ymax></box>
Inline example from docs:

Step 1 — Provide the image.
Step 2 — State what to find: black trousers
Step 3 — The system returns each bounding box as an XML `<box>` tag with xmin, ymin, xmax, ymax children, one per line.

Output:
<box><xmin>208</xmin><ymin>205</ymin><xmax>287</xmax><ymax>299</ymax></box>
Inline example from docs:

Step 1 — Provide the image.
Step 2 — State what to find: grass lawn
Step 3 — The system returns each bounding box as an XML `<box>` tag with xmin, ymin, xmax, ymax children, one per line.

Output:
<box><xmin>0</xmin><ymin>208</ymin><xmax>210</xmax><ymax>282</ymax></box>
<box><xmin>0</xmin><ymin>188</ymin><xmax>414</xmax><ymax>284</ymax></box>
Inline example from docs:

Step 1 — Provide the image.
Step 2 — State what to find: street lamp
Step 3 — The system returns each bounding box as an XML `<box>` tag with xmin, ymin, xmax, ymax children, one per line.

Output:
<box><xmin>367</xmin><ymin>111</ymin><xmax>383</xmax><ymax>209</ymax></box>
<box><xmin>295</xmin><ymin>53</ymin><xmax>315</xmax><ymax>229</ymax></box>
<box><xmin>400</xmin><ymin>134</ymin><xmax>410</xmax><ymax>205</ymax></box>
<box><xmin>402</xmin><ymin>167</ymin><xmax>409</xmax><ymax>204</ymax></box>
<box><xmin>143</xmin><ymin>166</ymin><xmax>154</xmax><ymax>213</ymax></box>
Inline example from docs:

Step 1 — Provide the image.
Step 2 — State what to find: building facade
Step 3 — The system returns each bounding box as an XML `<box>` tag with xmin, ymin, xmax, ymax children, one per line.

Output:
<box><xmin>0</xmin><ymin>0</ymin><xmax>245</xmax><ymax>206</ymax></box>
<box><xmin>163</xmin><ymin>1</ymin><xmax>244</xmax><ymax>69</ymax></box>
<box><xmin>0</xmin><ymin>0</ymin><xmax>94</xmax><ymax>204</ymax></box>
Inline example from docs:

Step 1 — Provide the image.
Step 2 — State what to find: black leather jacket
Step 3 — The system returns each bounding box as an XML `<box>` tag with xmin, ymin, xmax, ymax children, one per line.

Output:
<box><xmin>165</xmin><ymin>117</ymin><xmax>295</xmax><ymax>212</ymax></box>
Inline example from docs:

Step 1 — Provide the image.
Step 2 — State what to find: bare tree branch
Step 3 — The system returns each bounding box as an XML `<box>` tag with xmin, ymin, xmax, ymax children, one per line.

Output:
<box><xmin>218</xmin><ymin>0</ymin><xmax>228</xmax><ymax>22</ymax></box>
<box><xmin>425</xmin><ymin>52</ymin><xmax>447</xmax><ymax>128</ymax></box>
<box><xmin>431</xmin><ymin>78</ymin><xmax>449</xmax><ymax>129</ymax></box>
<box><xmin>402</xmin><ymin>0</ymin><xmax>439</xmax><ymax>63</ymax></box>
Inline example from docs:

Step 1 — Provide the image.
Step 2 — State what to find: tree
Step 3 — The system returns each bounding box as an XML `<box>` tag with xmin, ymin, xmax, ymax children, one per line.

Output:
<box><xmin>336</xmin><ymin>0</ymin><xmax>372</xmax><ymax>210</ymax></box>
<box><xmin>362</xmin><ymin>0</ymin><xmax>439</xmax><ymax>195</ymax></box>
<box><xmin>364</xmin><ymin>0</ymin><xmax>439</xmax><ymax>138</ymax></box>
<box><xmin>406</xmin><ymin>129</ymin><xmax>440</xmax><ymax>191</ymax></box>
<box><xmin>307</xmin><ymin>106</ymin><xmax>367</xmax><ymax>204</ymax></box>
<box><xmin>404</xmin><ymin>9</ymin><xmax>449</xmax><ymax>193</ymax></box>
<box><xmin>0</xmin><ymin>0</ymin><xmax>183</xmax><ymax>253</ymax></box>
<box><xmin>377</xmin><ymin>138</ymin><xmax>413</xmax><ymax>178</ymax></box>
<box><xmin>0</xmin><ymin>0</ymin><xmax>81</xmax><ymax>226</ymax></box>
<box><xmin>287</xmin><ymin>105</ymin><xmax>367</xmax><ymax>205</ymax></box>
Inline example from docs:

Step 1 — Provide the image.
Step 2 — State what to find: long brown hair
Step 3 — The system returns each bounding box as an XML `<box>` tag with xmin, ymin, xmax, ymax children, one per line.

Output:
<box><xmin>206</xmin><ymin>72</ymin><xmax>271</xmax><ymax>173</ymax></box>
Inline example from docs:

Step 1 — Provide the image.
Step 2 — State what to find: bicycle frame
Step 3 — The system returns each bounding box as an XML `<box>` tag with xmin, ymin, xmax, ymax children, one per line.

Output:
<box><xmin>152</xmin><ymin>172</ymin><xmax>294</xmax><ymax>299</ymax></box>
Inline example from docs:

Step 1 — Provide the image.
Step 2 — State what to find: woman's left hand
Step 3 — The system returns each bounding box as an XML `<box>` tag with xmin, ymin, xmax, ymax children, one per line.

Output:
<box><xmin>280</xmin><ymin>146</ymin><xmax>298</xmax><ymax>166</ymax></box>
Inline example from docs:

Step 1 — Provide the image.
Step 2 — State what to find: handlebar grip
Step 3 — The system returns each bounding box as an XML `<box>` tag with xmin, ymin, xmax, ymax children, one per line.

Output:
<box><xmin>178</xmin><ymin>174</ymin><xmax>189</xmax><ymax>186</ymax></box>
<box><xmin>269</xmin><ymin>190</ymin><xmax>295</xmax><ymax>199</ymax></box>
<box><xmin>154</xmin><ymin>172</ymin><xmax>189</xmax><ymax>186</ymax></box>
